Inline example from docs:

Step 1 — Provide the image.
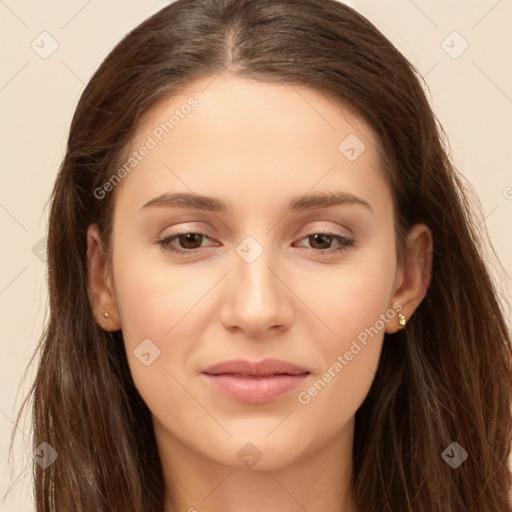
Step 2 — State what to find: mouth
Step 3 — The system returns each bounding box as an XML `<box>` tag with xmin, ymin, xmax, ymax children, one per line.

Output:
<box><xmin>201</xmin><ymin>358</ymin><xmax>310</xmax><ymax>404</ymax></box>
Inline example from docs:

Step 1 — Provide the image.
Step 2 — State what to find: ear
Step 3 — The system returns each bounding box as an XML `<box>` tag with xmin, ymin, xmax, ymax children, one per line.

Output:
<box><xmin>87</xmin><ymin>223</ymin><xmax>121</xmax><ymax>331</ymax></box>
<box><xmin>385</xmin><ymin>223</ymin><xmax>433</xmax><ymax>334</ymax></box>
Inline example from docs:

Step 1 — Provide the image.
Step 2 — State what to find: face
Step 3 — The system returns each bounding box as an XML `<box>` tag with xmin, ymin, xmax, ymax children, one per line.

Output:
<box><xmin>92</xmin><ymin>74</ymin><xmax>408</xmax><ymax>471</ymax></box>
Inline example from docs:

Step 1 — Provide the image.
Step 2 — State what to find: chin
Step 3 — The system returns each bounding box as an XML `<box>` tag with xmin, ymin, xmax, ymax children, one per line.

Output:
<box><xmin>199</xmin><ymin>432</ymin><xmax>310</xmax><ymax>471</ymax></box>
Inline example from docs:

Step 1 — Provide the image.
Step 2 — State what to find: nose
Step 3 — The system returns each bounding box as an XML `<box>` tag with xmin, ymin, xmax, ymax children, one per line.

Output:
<box><xmin>217</xmin><ymin>242</ymin><xmax>294</xmax><ymax>338</ymax></box>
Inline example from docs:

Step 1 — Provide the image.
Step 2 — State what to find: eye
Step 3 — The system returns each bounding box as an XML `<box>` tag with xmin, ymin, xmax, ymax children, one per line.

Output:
<box><xmin>156</xmin><ymin>231</ymin><xmax>216</xmax><ymax>254</ymax></box>
<box><xmin>155</xmin><ymin>230</ymin><xmax>355</xmax><ymax>257</ymax></box>
<box><xmin>294</xmin><ymin>232</ymin><xmax>355</xmax><ymax>255</ymax></box>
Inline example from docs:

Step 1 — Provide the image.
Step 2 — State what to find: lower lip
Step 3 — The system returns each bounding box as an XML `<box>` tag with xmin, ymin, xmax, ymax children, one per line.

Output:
<box><xmin>202</xmin><ymin>373</ymin><xmax>309</xmax><ymax>404</ymax></box>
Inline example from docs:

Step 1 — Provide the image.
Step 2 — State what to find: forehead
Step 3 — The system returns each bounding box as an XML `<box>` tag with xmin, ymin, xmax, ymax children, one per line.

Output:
<box><xmin>133</xmin><ymin>74</ymin><xmax>376</xmax><ymax>152</ymax></box>
<box><xmin>113</xmin><ymin>75</ymin><xmax>391</xmax><ymax>216</ymax></box>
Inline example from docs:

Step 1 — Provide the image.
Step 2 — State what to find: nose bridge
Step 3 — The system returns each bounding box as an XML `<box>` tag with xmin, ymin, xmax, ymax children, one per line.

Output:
<box><xmin>218</xmin><ymin>232</ymin><xmax>292</xmax><ymax>336</ymax></box>
<box><xmin>235</xmin><ymin>233</ymin><xmax>281</xmax><ymax>307</ymax></box>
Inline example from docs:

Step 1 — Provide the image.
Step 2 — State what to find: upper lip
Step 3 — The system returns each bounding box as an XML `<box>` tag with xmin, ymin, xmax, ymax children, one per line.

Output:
<box><xmin>202</xmin><ymin>358</ymin><xmax>310</xmax><ymax>376</ymax></box>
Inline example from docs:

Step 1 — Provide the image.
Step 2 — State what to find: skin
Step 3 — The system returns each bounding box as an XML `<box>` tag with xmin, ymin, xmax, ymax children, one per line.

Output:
<box><xmin>87</xmin><ymin>74</ymin><xmax>432</xmax><ymax>512</ymax></box>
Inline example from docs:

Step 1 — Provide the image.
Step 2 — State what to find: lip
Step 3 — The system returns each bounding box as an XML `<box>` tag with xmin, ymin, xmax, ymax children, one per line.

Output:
<box><xmin>201</xmin><ymin>358</ymin><xmax>310</xmax><ymax>404</ymax></box>
<box><xmin>202</xmin><ymin>358</ymin><xmax>309</xmax><ymax>376</ymax></box>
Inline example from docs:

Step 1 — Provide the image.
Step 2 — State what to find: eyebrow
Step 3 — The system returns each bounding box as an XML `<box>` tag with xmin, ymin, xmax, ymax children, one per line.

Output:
<box><xmin>140</xmin><ymin>191</ymin><xmax>373</xmax><ymax>214</ymax></box>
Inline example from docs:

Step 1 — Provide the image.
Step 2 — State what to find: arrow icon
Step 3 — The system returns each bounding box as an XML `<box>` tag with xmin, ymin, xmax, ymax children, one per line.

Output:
<box><xmin>441</xmin><ymin>441</ymin><xmax>468</xmax><ymax>468</ymax></box>
<box><xmin>236</xmin><ymin>236</ymin><xmax>263</xmax><ymax>264</ymax></box>
<box><xmin>339</xmin><ymin>134</ymin><xmax>365</xmax><ymax>161</ymax></box>
<box><xmin>440</xmin><ymin>31</ymin><xmax>468</xmax><ymax>59</ymax></box>
<box><xmin>237</xmin><ymin>441</ymin><xmax>262</xmax><ymax>468</ymax></box>
<box><xmin>134</xmin><ymin>339</ymin><xmax>161</xmax><ymax>366</ymax></box>
<box><xmin>33</xmin><ymin>442</ymin><xmax>58</xmax><ymax>468</ymax></box>
<box><xmin>31</xmin><ymin>31</ymin><xmax>59</xmax><ymax>60</ymax></box>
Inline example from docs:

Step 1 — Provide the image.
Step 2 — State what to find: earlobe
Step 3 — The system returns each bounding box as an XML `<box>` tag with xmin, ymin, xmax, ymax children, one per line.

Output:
<box><xmin>86</xmin><ymin>224</ymin><xmax>121</xmax><ymax>331</ymax></box>
<box><xmin>385</xmin><ymin>223</ymin><xmax>433</xmax><ymax>334</ymax></box>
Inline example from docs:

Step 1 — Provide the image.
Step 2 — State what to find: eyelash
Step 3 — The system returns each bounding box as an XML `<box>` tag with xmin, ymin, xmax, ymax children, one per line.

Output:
<box><xmin>155</xmin><ymin>230</ymin><xmax>355</xmax><ymax>257</ymax></box>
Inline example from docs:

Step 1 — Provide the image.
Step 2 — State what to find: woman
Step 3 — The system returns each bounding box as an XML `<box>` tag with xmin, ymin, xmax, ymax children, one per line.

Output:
<box><xmin>13</xmin><ymin>0</ymin><xmax>512</xmax><ymax>510</ymax></box>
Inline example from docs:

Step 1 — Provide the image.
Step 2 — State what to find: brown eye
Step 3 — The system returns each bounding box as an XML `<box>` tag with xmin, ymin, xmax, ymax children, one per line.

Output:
<box><xmin>177</xmin><ymin>233</ymin><xmax>204</xmax><ymax>250</ymax></box>
<box><xmin>294</xmin><ymin>232</ymin><xmax>355</xmax><ymax>256</ymax></box>
<box><xmin>308</xmin><ymin>233</ymin><xmax>333</xmax><ymax>250</ymax></box>
<box><xmin>157</xmin><ymin>230</ymin><xmax>354</xmax><ymax>258</ymax></box>
<box><xmin>157</xmin><ymin>231</ymin><xmax>216</xmax><ymax>255</ymax></box>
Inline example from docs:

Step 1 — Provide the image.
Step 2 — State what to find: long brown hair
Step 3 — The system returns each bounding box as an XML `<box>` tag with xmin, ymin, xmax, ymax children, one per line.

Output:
<box><xmin>9</xmin><ymin>0</ymin><xmax>512</xmax><ymax>510</ymax></box>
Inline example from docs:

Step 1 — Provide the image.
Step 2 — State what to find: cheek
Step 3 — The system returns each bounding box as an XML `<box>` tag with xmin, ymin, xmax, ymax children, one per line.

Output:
<box><xmin>110</xmin><ymin>250</ymin><xmax>203</xmax><ymax>430</ymax></box>
<box><xmin>111</xmin><ymin>242</ymin><xmax>210</xmax><ymax>343</ymax></box>
<box><xmin>295</xmin><ymin>241</ymin><xmax>397</xmax><ymax>421</ymax></box>
<box><xmin>110</xmin><ymin>242</ymin><xmax>224</xmax><ymax>403</ymax></box>
<box><xmin>310</xmin><ymin>239</ymin><xmax>397</xmax><ymax>343</ymax></box>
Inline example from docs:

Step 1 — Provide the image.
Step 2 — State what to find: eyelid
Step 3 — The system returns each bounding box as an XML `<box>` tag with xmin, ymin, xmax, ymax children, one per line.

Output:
<box><xmin>295</xmin><ymin>224</ymin><xmax>352</xmax><ymax>239</ymax></box>
<box><xmin>159</xmin><ymin>222</ymin><xmax>352</xmax><ymax>241</ymax></box>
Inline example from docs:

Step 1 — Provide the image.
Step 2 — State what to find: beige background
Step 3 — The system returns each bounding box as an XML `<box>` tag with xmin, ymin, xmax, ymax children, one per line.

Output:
<box><xmin>1</xmin><ymin>1</ymin><xmax>510</xmax><ymax>509</ymax></box>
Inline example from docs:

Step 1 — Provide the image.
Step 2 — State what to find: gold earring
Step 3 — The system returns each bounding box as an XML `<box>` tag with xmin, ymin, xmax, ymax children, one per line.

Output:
<box><xmin>398</xmin><ymin>313</ymin><xmax>406</xmax><ymax>329</ymax></box>
<box><xmin>101</xmin><ymin>312</ymin><xmax>110</xmax><ymax>322</ymax></box>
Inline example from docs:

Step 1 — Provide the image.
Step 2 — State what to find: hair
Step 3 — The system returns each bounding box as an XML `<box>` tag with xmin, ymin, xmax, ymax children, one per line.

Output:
<box><xmin>7</xmin><ymin>0</ymin><xmax>511</xmax><ymax>510</ymax></box>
